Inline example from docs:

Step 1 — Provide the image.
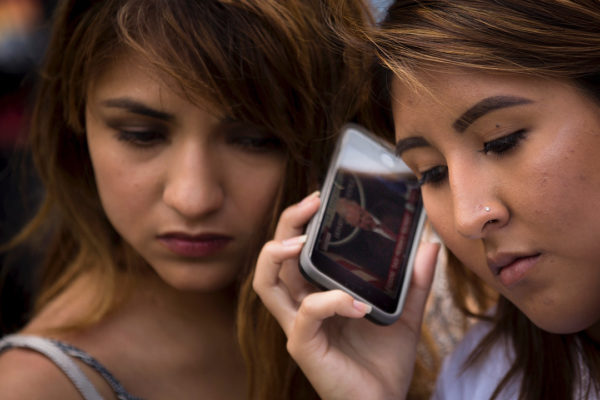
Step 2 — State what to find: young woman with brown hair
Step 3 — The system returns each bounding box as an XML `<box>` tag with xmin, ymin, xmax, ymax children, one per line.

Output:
<box><xmin>253</xmin><ymin>0</ymin><xmax>600</xmax><ymax>399</ymax></box>
<box><xmin>0</xmin><ymin>0</ymin><xmax>375</xmax><ymax>398</ymax></box>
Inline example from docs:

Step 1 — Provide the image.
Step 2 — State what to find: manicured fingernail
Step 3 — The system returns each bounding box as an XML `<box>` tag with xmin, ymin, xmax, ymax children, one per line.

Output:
<box><xmin>353</xmin><ymin>300</ymin><xmax>372</xmax><ymax>314</ymax></box>
<box><xmin>422</xmin><ymin>221</ymin><xmax>441</xmax><ymax>244</ymax></box>
<box><xmin>282</xmin><ymin>234</ymin><xmax>307</xmax><ymax>247</ymax></box>
<box><xmin>299</xmin><ymin>190</ymin><xmax>320</xmax><ymax>206</ymax></box>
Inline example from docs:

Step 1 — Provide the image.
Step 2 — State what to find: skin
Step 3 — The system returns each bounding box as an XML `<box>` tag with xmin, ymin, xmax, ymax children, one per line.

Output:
<box><xmin>253</xmin><ymin>191</ymin><xmax>440</xmax><ymax>399</ymax></box>
<box><xmin>336</xmin><ymin>198</ymin><xmax>376</xmax><ymax>230</ymax></box>
<box><xmin>0</xmin><ymin>54</ymin><xmax>286</xmax><ymax>399</ymax></box>
<box><xmin>86</xmin><ymin>55</ymin><xmax>285</xmax><ymax>292</ymax></box>
<box><xmin>392</xmin><ymin>68</ymin><xmax>600</xmax><ymax>340</ymax></box>
<box><xmin>253</xmin><ymin>67</ymin><xmax>600</xmax><ymax>400</ymax></box>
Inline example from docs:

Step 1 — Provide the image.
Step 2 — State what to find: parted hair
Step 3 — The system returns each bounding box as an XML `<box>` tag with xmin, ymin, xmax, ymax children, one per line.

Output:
<box><xmin>12</xmin><ymin>0</ymin><xmax>373</xmax><ymax>398</ymax></box>
<box><xmin>361</xmin><ymin>1</ymin><xmax>600</xmax><ymax>399</ymax></box>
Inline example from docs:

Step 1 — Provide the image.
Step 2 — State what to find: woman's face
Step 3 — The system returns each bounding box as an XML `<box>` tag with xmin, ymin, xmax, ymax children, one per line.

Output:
<box><xmin>392</xmin><ymin>68</ymin><xmax>600</xmax><ymax>335</ymax></box>
<box><xmin>85</xmin><ymin>55</ymin><xmax>285</xmax><ymax>291</ymax></box>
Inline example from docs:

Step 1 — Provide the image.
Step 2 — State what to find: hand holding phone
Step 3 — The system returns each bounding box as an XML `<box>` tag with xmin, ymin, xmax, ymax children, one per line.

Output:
<box><xmin>252</xmin><ymin>146</ymin><xmax>440</xmax><ymax>398</ymax></box>
<box><xmin>300</xmin><ymin>124</ymin><xmax>426</xmax><ymax>325</ymax></box>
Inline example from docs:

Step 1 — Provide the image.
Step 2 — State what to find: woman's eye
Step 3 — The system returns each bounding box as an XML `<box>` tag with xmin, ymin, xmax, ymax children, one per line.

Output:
<box><xmin>231</xmin><ymin>135</ymin><xmax>283</xmax><ymax>151</ymax></box>
<box><xmin>419</xmin><ymin>165</ymin><xmax>448</xmax><ymax>187</ymax></box>
<box><xmin>226</xmin><ymin>125</ymin><xmax>283</xmax><ymax>152</ymax></box>
<box><xmin>481</xmin><ymin>129</ymin><xmax>527</xmax><ymax>155</ymax></box>
<box><xmin>116</xmin><ymin>129</ymin><xmax>167</xmax><ymax>147</ymax></box>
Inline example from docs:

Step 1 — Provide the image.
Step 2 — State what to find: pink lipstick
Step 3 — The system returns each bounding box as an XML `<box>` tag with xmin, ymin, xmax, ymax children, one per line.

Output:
<box><xmin>157</xmin><ymin>233</ymin><xmax>231</xmax><ymax>258</ymax></box>
<box><xmin>488</xmin><ymin>253</ymin><xmax>541</xmax><ymax>287</ymax></box>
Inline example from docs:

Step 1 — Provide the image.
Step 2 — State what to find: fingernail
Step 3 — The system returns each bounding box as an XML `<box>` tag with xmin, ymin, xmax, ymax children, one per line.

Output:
<box><xmin>282</xmin><ymin>234</ymin><xmax>307</xmax><ymax>247</ymax></box>
<box><xmin>352</xmin><ymin>299</ymin><xmax>372</xmax><ymax>314</ymax></box>
<box><xmin>299</xmin><ymin>190</ymin><xmax>320</xmax><ymax>206</ymax></box>
<box><xmin>422</xmin><ymin>220</ymin><xmax>441</xmax><ymax>244</ymax></box>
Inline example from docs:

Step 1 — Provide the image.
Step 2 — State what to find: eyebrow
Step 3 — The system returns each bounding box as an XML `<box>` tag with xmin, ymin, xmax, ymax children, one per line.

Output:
<box><xmin>395</xmin><ymin>136</ymin><xmax>430</xmax><ymax>156</ymax></box>
<box><xmin>395</xmin><ymin>95</ymin><xmax>533</xmax><ymax>156</ymax></box>
<box><xmin>452</xmin><ymin>95</ymin><xmax>533</xmax><ymax>132</ymax></box>
<box><xmin>101</xmin><ymin>98</ymin><xmax>175</xmax><ymax>121</ymax></box>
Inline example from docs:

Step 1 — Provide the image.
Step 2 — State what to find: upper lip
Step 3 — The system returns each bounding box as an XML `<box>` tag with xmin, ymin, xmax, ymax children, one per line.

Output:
<box><xmin>486</xmin><ymin>251</ymin><xmax>540</xmax><ymax>275</ymax></box>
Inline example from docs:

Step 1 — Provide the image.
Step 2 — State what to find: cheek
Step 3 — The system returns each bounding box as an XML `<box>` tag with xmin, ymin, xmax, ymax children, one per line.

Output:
<box><xmin>522</xmin><ymin>115</ymin><xmax>600</xmax><ymax>225</ymax></box>
<box><xmin>522</xmin><ymin>140</ymin><xmax>597</xmax><ymax>235</ymax></box>
<box><xmin>424</xmin><ymin>194</ymin><xmax>490</xmax><ymax>279</ymax></box>
<box><xmin>230</xmin><ymin>161</ymin><xmax>284</xmax><ymax>227</ymax></box>
<box><xmin>422</xmin><ymin>191</ymin><xmax>460</xmax><ymax>252</ymax></box>
<box><xmin>89</xmin><ymin>146</ymin><xmax>157</xmax><ymax>234</ymax></box>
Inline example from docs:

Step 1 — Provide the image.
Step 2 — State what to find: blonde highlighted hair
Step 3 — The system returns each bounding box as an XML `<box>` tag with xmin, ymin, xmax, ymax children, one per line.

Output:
<box><xmin>355</xmin><ymin>1</ymin><xmax>600</xmax><ymax>399</ymax></box>
<box><xmin>15</xmin><ymin>0</ymin><xmax>374</xmax><ymax>398</ymax></box>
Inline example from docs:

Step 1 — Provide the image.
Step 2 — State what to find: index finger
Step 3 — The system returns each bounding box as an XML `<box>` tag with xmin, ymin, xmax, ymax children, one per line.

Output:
<box><xmin>253</xmin><ymin>239</ymin><xmax>306</xmax><ymax>334</ymax></box>
<box><xmin>272</xmin><ymin>191</ymin><xmax>320</xmax><ymax>241</ymax></box>
<box><xmin>398</xmin><ymin>241</ymin><xmax>441</xmax><ymax>332</ymax></box>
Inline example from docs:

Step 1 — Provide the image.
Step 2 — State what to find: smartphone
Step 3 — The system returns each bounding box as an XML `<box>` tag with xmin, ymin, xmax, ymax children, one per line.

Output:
<box><xmin>299</xmin><ymin>123</ymin><xmax>426</xmax><ymax>325</ymax></box>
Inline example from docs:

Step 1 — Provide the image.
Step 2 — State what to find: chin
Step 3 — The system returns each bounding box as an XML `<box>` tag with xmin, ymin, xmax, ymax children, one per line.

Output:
<box><xmin>527</xmin><ymin>311</ymin><xmax>596</xmax><ymax>336</ymax></box>
<box><xmin>167</xmin><ymin>274</ymin><xmax>239</xmax><ymax>293</ymax></box>
<box><xmin>152</xmin><ymin>264</ymin><xmax>240</xmax><ymax>293</ymax></box>
<box><xmin>144</xmin><ymin>254</ymin><xmax>245</xmax><ymax>293</ymax></box>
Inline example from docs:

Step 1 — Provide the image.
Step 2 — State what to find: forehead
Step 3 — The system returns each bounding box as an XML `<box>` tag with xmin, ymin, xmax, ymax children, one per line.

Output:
<box><xmin>391</xmin><ymin>67</ymin><xmax>578</xmax><ymax>104</ymax></box>
<box><xmin>89</xmin><ymin>51</ymin><xmax>182</xmax><ymax>91</ymax></box>
<box><xmin>390</xmin><ymin>68</ymin><xmax>569</xmax><ymax>128</ymax></box>
<box><xmin>87</xmin><ymin>52</ymin><xmax>220</xmax><ymax>116</ymax></box>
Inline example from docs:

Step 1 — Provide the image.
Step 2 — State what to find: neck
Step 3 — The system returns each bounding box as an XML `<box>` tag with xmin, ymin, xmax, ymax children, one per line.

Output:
<box><xmin>25</xmin><ymin>269</ymin><xmax>247</xmax><ymax>399</ymax></box>
<box><xmin>96</xmin><ymin>269</ymin><xmax>244</xmax><ymax>355</ymax></box>
<box><xmin>107</xmin><ymin>272</ymin><xmax>246</xmax><ymax>398</ymax></box>
<box><xmin>133</xmin><ymin>270</ymin><xmax>239</xmax><ymax>327</ymax></box>
<box><xmin>28</xmin><ymin>268</ymin><xmax>241</xmax><ymax>337</ymax></box>
<box><xmin>586</xmin><ymin>320</ymin><xmax>600</xmax><ymax>344</ymax></box>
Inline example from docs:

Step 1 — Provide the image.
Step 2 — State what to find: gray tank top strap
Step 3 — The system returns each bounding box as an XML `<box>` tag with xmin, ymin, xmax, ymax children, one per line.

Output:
<box><xmin>0</xmin><ymin>334</ymin><xmax>104</xmax><ymax>400</ymax></box>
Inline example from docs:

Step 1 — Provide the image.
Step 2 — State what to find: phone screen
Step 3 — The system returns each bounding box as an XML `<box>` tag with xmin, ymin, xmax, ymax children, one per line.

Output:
<box><xmin>306</xmin><ymin>128</ymin><xmax>423</xmax><ymax>314</ymax></box>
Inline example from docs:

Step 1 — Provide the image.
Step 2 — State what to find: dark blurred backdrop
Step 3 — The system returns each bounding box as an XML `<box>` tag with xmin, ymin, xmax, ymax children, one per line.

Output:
<box><xmin>0</xmin><ymin>0</ymin><xmax>57</xmax><ymax>335</ymax></box>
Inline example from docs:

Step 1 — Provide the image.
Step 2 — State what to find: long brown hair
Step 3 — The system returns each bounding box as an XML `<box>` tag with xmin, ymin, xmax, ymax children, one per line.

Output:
<box><xmin>363</xmin><ymin>1</ymin><xmax>600</xmax><ymax>399</ymax></box>
<box><xmin>13</xmin><ymin>0</ymin><xmax>373</xmax><ymax>398</ymax></box>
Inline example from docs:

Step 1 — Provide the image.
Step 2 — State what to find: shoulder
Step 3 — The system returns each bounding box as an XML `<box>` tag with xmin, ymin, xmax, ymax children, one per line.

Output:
<box><xmin>432</xmin><ymin>320</ymin><xmax>520</xmax><ymax>400</ymax></box>
<box><xmin>0</xmin><ymin>347</ymin><xmax>82</xmax><ymax>399</ymax></box>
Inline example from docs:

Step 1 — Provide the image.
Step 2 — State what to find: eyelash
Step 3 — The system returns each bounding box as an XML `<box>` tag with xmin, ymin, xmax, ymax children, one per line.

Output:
<box><xmin>224</xmin><ymin>121</ymin><xmax>284</xmax><ymax>152</ymax></box>
<box><xmin>481</xmin><ymin>129</ymin><xmax>528</xmax><ymax>155</ymax></box>
<box><xmin>418</xmin><ymin>129</ymin><xmax>528</xmax><ymax>187</ymax></box>
<box><xmin>418</xmin><ymin>165</ymin><xmax>447</xmax><ymax>187</ymax></box>
<box><xmin>116</xmin><ymin>126</ymin><xmax>283</xmax><ymax>153</ymax></box>
<box><xmin>117</xmin><ymin>129</ymin><xmax>167</xmax><ymax>148</ymax></box>
<box><xmin>227</xmin><ymin>134</ymin><xmax>283</xmax><ymax>152</ymax></box>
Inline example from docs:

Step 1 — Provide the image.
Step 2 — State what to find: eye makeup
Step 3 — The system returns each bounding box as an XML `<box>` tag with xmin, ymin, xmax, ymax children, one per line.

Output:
<box><xmin>452</xmin><ymin>95</ymin><xmax>533</xmax><ymax>133</ymax></box>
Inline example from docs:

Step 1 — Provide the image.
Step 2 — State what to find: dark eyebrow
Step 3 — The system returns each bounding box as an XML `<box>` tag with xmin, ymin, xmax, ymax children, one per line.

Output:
<box><xmin>395</xmin><ymin>136</ymin><xmax>430</xmax><ymax>156</ymax></box>
<box><xmin>452</xmin><ymin>95</ymin><xmax>533</xmax><ymax>132</ymax></box>
<box><xmin>101</xmin><ymin>98</ymin><xmax>175</xmax><ymax>121</ymax></box>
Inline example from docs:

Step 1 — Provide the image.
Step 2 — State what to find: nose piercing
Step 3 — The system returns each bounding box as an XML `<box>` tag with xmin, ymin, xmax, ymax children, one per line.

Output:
<box><xmin>484</xmin><ymin>206</ymin><xmax>491</xmax><ymax>212</ymax></box>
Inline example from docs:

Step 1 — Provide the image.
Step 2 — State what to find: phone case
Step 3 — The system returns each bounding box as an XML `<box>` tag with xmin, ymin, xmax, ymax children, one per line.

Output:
<box><xmin>299</xmin><ymin>123</ymin><xmax>427</xmax><ymax>325</ymax></box>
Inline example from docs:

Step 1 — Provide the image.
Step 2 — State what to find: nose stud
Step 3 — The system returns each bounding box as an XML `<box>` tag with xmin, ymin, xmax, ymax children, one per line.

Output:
<box><xmin>484</xmin><ymin>206</ymin><xmax>491</xmax><ymax>212</ymax></box>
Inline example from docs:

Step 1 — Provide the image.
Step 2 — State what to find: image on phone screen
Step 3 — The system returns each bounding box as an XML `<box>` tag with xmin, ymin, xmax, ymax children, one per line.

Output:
<box><xmin>300</xmin><ymin>124</ymin><xmax>426</xmax><ymax>324</ymax></box>
<box><xmin>315</xmin><ymin>167</ymin><xmax>421</xmax><ymax>299</ymax></box>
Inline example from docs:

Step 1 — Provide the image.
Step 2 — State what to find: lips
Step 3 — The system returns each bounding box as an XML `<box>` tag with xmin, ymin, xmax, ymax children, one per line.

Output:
<box><xmin>157</xmin><ymin>232</ymin><xmax>232</xmax><ymax>258</ymax></box>
<box><xmin>487</xmin><ymin>252</ymin><xmax>541</xmax><ymax>287</ymax></box>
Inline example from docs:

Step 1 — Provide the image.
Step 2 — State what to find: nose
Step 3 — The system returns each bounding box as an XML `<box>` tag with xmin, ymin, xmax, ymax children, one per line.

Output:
<box><xmin>163</xmin><ymin>142</ymin><xmax>225</xmax><ymax>219</ymax></box>
<box><xmin>449</xmin><ymin>163</ymin><xmax>508</xmax><ymax>239</ymax></box>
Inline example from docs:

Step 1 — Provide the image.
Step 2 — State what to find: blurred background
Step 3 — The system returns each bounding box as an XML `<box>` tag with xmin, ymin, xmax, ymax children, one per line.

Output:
<box><xmin>0</xmin><ymin>0</ymin><xmax>56</xmax><ymax>335</ymax></box>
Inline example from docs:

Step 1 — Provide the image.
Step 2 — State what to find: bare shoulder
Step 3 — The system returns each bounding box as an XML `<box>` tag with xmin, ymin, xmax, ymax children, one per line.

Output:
<box><xmin>0</xmin><ymin>348</ymin><xmax>82</xmax><ymax>399</ymax></box>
